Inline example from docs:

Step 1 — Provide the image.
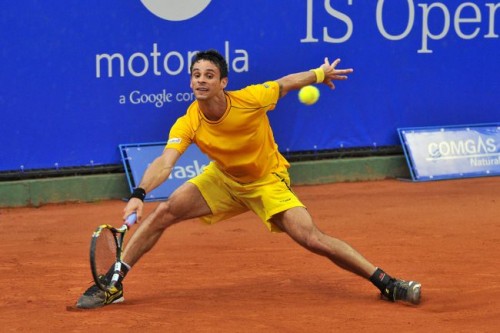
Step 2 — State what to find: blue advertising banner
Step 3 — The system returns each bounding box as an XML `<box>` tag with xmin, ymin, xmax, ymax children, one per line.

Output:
<box><xmin>399</xmin><ymin>123</ymin><xmax>500</xmax><ymax>181</ymax></box>
<box><xmin>119</xmin><ymin>142</ymin><xmax>210</xmax><ymax>200</ymax></box>
<box><xmin>1</xmin><ymin>1</ymin><xmax>499</xmax><ymax>172</ymax></box>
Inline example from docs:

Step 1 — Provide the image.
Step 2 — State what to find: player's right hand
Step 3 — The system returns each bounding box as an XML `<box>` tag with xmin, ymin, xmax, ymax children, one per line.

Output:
<box><xmin>123</xmin><ymin>198</ymin><xmax>144</xmax><ymax>223</ymax></box>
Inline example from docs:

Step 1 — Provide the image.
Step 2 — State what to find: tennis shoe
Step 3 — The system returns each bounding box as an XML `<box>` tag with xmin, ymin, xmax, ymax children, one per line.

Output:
<box><xmin>76</xmin><ymin>277</ymin><xmax>124</xmax><ymax>309</ymax></box>
<box><xmin>382</xmin><ymin>278</ymin><xmax>421</xmax><ymax>305</ymax></box>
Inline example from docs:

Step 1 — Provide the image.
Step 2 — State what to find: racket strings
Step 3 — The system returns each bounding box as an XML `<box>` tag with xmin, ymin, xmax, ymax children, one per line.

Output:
<box><xmin>94</xmin><ymin>228</ymin><xmax>117</xmax><ymax>280</ymax></box>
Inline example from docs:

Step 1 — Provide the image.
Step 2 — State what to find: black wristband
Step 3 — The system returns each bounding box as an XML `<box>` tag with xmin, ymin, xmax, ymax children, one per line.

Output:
<box><xmin>130</xmin><ymin>187</ymin><xmax>146</xmax><ymax>201</ymax></box>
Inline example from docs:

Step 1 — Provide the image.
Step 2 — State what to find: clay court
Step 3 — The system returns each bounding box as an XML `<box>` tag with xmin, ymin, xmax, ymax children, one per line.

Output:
<box><xmin>1</xmin><ymin>177</ymin><xmax>499</xmax><ymax>332</ymax></box>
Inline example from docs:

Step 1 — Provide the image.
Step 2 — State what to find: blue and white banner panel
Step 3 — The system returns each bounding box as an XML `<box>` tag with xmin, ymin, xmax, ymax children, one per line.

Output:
<box><xmin>119</xmin><ymin>142</ymin><xmax>210</xmax><ymax>201</ymax></box>
<box><xmin>398</xmin><ymin>124</ymin><xmax>500</xmax><ymax>181</ymax></box>
<box><xmin>1</xmin><ymin>1</ymin><xmax>499</xmax><ymax>172</ymax></box>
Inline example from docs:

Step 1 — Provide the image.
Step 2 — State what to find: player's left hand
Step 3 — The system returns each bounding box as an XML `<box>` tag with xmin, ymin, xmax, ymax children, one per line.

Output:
<box><xmin>321</xmin><ymin>57</ymin><xmax>353</xmax><ymax>89</ymax></box>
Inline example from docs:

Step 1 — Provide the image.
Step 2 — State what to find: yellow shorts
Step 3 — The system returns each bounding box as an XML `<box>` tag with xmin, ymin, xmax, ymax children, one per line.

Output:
<box><xmin>188</xmin><ymin>162</ymin><xmax>305</xmax><ymax>232</ymax></box>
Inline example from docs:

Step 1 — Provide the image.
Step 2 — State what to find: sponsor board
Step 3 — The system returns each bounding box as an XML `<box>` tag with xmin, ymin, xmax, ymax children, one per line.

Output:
<box><xmin>119</xmin><ymin>142</ymin><xmax>210</xmax><ymax>200</ymax></box>
<box><xmin>2</xmin><ymin>1</ymin><xmax>499</xmax><ymax>171</ymax></box>
<box><xmin>398</xmin><ymin>124</ymin><xmax>500</xmax><ymax>181</ymax></box>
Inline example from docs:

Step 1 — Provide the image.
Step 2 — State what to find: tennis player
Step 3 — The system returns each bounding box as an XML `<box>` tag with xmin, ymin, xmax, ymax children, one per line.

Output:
<box><xmin>76</xmin><ymin>49</ymin><xmax>421</xmax><ymax>309</ymax></box>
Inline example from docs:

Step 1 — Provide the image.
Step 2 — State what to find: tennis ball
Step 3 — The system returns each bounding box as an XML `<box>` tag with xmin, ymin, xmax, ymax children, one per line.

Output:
<box><xmin>298</xmin><ymin>85</ymin><xmax>320</xmax><ymax>105</ymax></box>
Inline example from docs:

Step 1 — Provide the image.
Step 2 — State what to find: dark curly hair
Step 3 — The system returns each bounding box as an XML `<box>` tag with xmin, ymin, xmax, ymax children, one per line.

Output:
<box><xmin>190</xmin><ymin>49</ymin><xmax>228</xmax><ymax>79</ymax></box>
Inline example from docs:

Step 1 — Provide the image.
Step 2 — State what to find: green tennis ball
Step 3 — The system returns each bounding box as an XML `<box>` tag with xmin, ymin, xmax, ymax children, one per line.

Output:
<box><xmin>298</xmin><ymin>85</ymin><xmax>320</xmax><ymax>105</ymax></box>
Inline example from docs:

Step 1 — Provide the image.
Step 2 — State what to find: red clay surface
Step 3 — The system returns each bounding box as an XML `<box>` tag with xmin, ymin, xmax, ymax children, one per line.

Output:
<box><xmin>1</xmin><ymin>178</ymin><xmax>499</xmax><ymax>332</ymax></box>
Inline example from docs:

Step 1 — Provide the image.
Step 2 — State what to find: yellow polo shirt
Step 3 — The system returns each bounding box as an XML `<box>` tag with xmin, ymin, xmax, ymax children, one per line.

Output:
<box><xmin>165</xmin><ymin>81</ymin><xmax>290</xmax><ymax>183</ymax></box>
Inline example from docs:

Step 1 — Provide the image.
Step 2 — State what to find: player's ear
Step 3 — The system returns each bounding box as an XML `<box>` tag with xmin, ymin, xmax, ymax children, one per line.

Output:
<box><xmin>221</xmin><ymin>77</ymin><xmax>228</xmax><ymax>89</ymax></box>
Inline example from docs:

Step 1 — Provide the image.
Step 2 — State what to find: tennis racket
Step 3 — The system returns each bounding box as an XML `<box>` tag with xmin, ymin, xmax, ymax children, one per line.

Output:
<box><xmin>89</xmin><ymin>213</ymin><xmax>137</xmax><ymax>291</ymax></box>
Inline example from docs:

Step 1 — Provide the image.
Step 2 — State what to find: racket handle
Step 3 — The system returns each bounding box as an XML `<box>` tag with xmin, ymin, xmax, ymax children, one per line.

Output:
<box><xmin>125</xmin><ymin>212</ymin><xmax>137</xmax><ymax>228</ymax></box>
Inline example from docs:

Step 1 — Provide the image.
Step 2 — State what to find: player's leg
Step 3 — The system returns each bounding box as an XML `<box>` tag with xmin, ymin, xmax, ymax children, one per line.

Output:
<box><xmin>122</xmin><ymin>181</ymin><xmax>211</xmax><ymax>267</ymax></box>
<box><xmin>270</xmin><ymin>207</ymin><xmax>376</xmax><ymax>278</ymax></box>
<box><xmin>76</xmin><ymin>162</ymin><xmax>251</xmax><ymax>309</ymax></box>
<box><xmin>76</xmin><ymin>182</ymin><xmax>211</xmax><ymax>309</ymax></box>
<box><xmin>270</xmin><ymin>207</ymin><xmax>421</xmax><ymax>304</ymax></box>
<box><xmin>124</xmin><ymin>161</ymin><xmax>248</xmax><ymax>268</ymax></box>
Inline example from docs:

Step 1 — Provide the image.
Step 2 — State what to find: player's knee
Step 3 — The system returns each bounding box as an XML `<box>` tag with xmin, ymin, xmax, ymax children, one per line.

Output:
<box><xmin>306</xmin><ymin>235</ymin><xmax>322</xmax><ymax>252</ymax></box>
<box><xmin>299</xmin><ymin>228</ymin><xmax>320</xmax><ymax>250</ymax></box>
<box><xmin>302</xmin><ymin>229</ymin><xmax>331</xmax><ymax>255</ymax></box>
<box><xmin>154</xmin><ymin>201</ymin><xmax>180</xmax><ymax>226</ymax></box>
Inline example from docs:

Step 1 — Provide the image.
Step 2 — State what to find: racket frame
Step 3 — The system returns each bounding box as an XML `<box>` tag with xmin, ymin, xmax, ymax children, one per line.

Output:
<box><xmin>89</xmin><ymin>213</ymin><xmax>137</xmax><ymax>291</ymax></box>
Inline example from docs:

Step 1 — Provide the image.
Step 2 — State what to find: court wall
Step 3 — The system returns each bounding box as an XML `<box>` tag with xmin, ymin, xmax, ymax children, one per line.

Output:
<box><xmin>1</xmin><ymin>1</ymin><xmax>498</xmax><ymax>173</ymax></box>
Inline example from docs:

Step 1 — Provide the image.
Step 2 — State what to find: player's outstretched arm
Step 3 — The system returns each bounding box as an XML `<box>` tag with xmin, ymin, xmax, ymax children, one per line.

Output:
<box><xmin>123</xmin><ymin>148</ymin><xmax>181</xmax><ymax>221</ymax></box>
<box><xmin>276</xmin><ymin>57</ymin><xmax>353</xmax><ymax>98</ymax></box>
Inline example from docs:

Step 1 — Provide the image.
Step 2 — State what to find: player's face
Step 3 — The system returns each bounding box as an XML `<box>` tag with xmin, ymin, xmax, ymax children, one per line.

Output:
<box><xmin>190</xmin><ymin>60</ymin><xmax>227</xmax><ymax>101</ymax></box>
